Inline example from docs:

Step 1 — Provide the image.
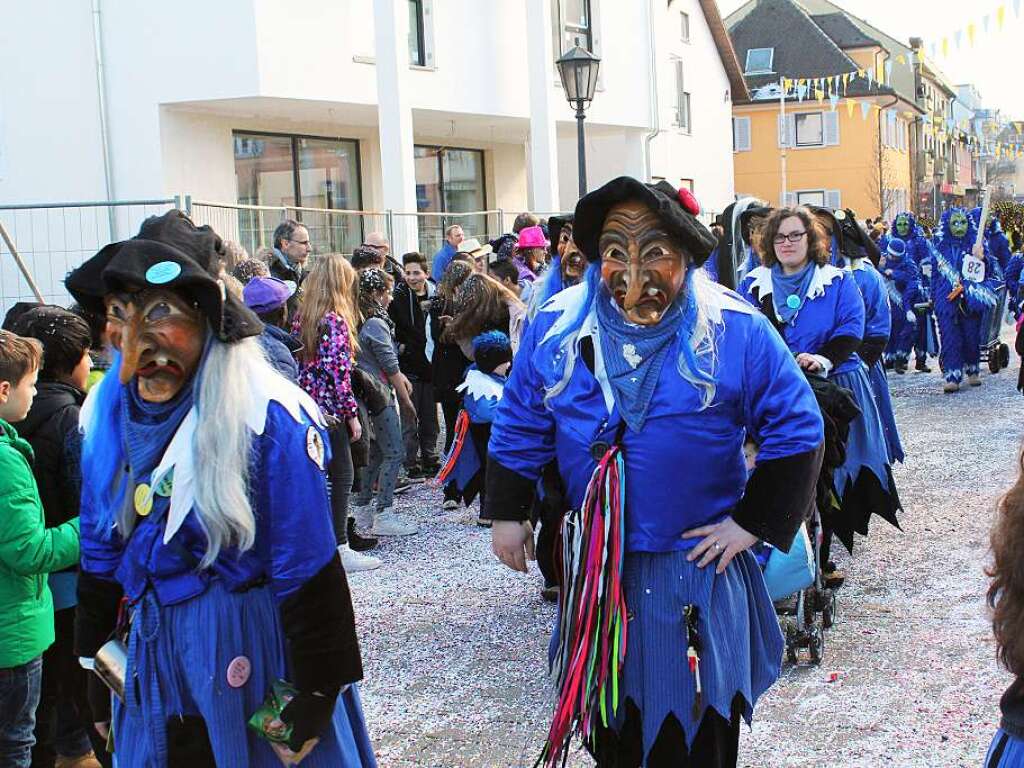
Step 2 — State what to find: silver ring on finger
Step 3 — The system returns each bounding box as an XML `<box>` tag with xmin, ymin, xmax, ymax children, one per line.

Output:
<box><xmin>713</xmin><ymin>541</ymin><xmax>722</xmax><ymax>552</ymax></box>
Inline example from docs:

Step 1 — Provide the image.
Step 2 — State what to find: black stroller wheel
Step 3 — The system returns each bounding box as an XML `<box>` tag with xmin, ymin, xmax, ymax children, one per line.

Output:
<box><xmin>1001</xmin><ymin>343</ymin><xmax>1011</xmax><ymax>369</ymax></box>
<box><xmin>989</xmin><ymin>346</ymin><xmax>1002</xmax><ymax>374</ymax></box>
<box><xmin>822</xmin><ymin>590</ymin><xmax>837</xmax><ymax>630</ymax></box>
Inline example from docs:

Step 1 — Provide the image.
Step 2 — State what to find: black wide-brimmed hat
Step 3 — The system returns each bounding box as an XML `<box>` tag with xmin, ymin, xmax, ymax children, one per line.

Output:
<box><xmin>65</xmin><ymin>210</ymin><xmax>262</xmax><ymax>342</ymax></box>
<box><xmin>547</xmin><ymin>214</ymin><xmax>574</xmax><ymax>257</ymax></box>
<box><xmin>572</xmin><ymin>177</ymin><xmax>717</xmax><ymax>265</ymax></box>
<box><xmin>835</xmin><ymin>208</ymin><xmax>881</xmax><ymax>266</ymax></box>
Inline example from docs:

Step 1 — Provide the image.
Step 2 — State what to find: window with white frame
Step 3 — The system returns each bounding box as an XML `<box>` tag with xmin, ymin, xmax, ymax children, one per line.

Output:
<box><xmin>680</xmin><ymin>11</ymin><xmax>690</xmax><ymax>42</ymax></box>
<box><xmin>733</xmin><ymin>116</ymin><xmax>752</xmax><ymax>151</ymax></box>
<box><xmin>675</xmin><ymin>60</ymin><xmax>691</xmax><ymax>132</ymax></box>
<box><xmin>796</xmin><ymin>113</ymin><xmax>824</xmax><ymax>146</ymax></box>
<box><xmin>792</xmin><ymin>189</ymin><xmax>841</xmax><ymax>208</ymax></box>
<box><xmin>552</xmin><ymin>0</ymin><xmax>594</xmax><ymax>56</ymax></box>
<box><xmin>407</xmin><ymin>0</ymin><xmax>435</xmax><ymax>67</ymax></box>
<box><xmin>780</xmin><ymin>111</ymin><xmax>839</xmax><ymax>148</ymax></box>
<box><xmin>744</xmin><ymin>47</ymin><xmax>774</xmax><ymax>74</ymax></box>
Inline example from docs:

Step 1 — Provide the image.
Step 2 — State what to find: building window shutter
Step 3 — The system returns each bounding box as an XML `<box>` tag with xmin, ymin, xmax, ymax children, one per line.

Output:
<box><xmin>675</xmin><ymin>60</ymin><xmax>685</xmax><ymax>126</ymax></box>
<box><xmin>779</xmin><ymin>114</ymin><xmax>796</xmax><ymax>147</ymax></box>
<box><xmin>733</xmin><ymin>117</ymin><xmax>751</xmax><ymax>151</ymax></box>
<box><xmin>824</xmin><ymin>111</ymin><xmax>840</xmax><ymax>146</ymax></box>
<box><xmin>825</xmin><ymin>189</ymin><xmax>842</xmax><ymax>209</ymax></box>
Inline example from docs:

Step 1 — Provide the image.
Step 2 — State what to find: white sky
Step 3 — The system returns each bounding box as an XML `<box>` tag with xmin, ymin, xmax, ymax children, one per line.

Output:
<box><xmin>718</xmin><ymin>0</ymin><xmax>1024</xmax><ymax>118</ymax></box>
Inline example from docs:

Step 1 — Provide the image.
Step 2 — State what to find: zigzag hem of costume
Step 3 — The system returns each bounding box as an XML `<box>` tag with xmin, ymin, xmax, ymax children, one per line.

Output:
<box><xmin>827</xmin><ymin>464</ymin><xmax>903</xmax><ymax>553</ymax></box>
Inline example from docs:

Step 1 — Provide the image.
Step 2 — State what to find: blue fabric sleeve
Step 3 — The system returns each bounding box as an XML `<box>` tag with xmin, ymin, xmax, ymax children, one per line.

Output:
<box><xmin>487</xmin><ymin>319</ymin><xmax>557</xmax><ymax>482</ymax></box>
<box><xmin>829</xmin><ymin>274</ymin><xmax>866</xmax><ymax>344</ymax></box>
<box><xmin>858</xmin><ymin>267</ymin><xmax>892</xmax><ymax>340</ymax></box>
<box><xmin>742</xmin><ymin>314</ymin><xmax>824</xmax><ymax>462</ymax></box>
<box><xmin>258</xmin><ymin>404</ymin><xmax>338</xmax><ymax>602</ymax></box>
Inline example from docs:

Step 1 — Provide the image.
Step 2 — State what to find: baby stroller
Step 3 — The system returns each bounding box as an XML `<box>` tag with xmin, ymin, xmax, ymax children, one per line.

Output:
<box><xmin>762</xmin><ymin>372</ymin><xmax>861</xmax><ymax>665</ymax></box>
<box><xmin>981</xmin><ymin>284</ymin><xmax>1012</xmax><ymax>374</ymax></box>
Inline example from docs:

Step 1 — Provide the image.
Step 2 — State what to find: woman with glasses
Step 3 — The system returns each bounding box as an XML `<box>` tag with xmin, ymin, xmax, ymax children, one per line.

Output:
<box><xmin>740</xmin><ymin>206</ymin><xmax>900</xmax><ymax>576</ymax></box>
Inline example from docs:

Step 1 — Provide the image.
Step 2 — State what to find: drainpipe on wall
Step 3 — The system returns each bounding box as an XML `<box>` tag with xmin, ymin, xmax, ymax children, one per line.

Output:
<box><xmin>642</xmin><ymin>0</ymin><xmax>659</xmax><ymax>181</ymax></box>
<box><xmin>91</xmin><ymin>0</ymin><xmax>117</xmax><ymax>238</ymax></box>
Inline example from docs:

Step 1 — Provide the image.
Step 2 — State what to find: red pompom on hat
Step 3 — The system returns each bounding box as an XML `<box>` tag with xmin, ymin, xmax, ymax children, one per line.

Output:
<box><xmin>677</xmin><ymin>187</ymin><xmax>701</xmax><ymax>216</ymax></box>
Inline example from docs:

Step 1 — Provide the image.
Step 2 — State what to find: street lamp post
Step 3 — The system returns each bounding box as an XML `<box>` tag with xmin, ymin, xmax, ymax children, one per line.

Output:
<box><xmin>556</xmin><ymin>40</ymin><xmax>601</xmax><ymax>198</ymax></box>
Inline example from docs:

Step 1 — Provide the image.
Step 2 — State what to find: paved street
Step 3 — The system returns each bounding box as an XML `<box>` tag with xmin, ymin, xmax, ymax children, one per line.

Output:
<box><xmin>351</xmin><ymin>352</ymin><xmax>1022</xmax><ymax>768</ymax></box>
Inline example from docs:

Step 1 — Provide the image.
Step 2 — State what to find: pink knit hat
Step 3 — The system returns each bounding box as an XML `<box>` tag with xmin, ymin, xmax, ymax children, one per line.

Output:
<box><xmin>516</xmin><ymin>225</ymin><xmax>549</xmax><ymax>249</ymax></box>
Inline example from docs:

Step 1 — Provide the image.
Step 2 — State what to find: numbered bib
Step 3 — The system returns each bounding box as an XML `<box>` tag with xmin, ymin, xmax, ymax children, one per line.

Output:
<box><xmin>962</xmin><ymin>254</ymin><xmax>985</xmax><ymax>283</ymax></box>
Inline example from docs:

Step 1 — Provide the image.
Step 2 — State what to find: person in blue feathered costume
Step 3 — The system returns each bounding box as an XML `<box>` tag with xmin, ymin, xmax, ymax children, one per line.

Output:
<box><xmin>1006</xmin><ymin>252</ymin><xmax>1024</xmax><ymax>319</ymax></box>
<box><xmin>64</xmin><ymin>213</ymin><xmax>375</xmax><ymax>767</ymax></box>
<box><xmin>433</xmin><ymin>331</ymin><xmax>512</xmax><ymax>509</ymax></box>
<box><xmin>888</xmin><ymin>211</ymin><xmax>938</xmax><ymax>372</ymax></box>
<box><xmin>486</xmin><ymin>178</ymin><xmax>823</xmax><ymax>768</ymax></box>
<box><xmin>972</xmin><ymin>208</ymin><xmax>1012</xmax><ymax>276</ymax></box>
<box><xmin>879</xmin><ymin>238</ymin><xmax>924</xmax><ymax>375</ymax></box>
<box><xmin>933</xmin><ymin>207</ymin><xmax>1001</xmax><ymax>392</ymax></box>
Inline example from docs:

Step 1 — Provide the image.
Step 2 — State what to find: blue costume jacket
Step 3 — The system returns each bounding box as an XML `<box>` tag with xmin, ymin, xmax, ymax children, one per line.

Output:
<box><xmin>739</xmin><ymin>264</ymin><xmax>866</xmax><ymax>377</ymax></box>
<box><xmin>879</xmin><ymin>244</ymin><xmax>922</xmax><ymax>366</ymax></box>
<box><xmin>489</xmin><ymin>281</ymin><xmax>824</xmax><ymax>553</ymax></box>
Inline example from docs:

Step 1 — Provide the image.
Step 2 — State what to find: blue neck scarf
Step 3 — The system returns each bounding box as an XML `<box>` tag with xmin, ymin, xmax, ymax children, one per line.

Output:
<box><xmin>596</xmin><ymin>286</ymin><xmax>687</xmax><ymax>432</ymax></box>
<box><xmin>122</xmin><ymin>376</ymin><xmax>195</xmax><ymax>481</ymax></box>
<box><xmin>770</xmin><ymin>262</ymin><xmax>816</xmax><ymax>325</ymax></box>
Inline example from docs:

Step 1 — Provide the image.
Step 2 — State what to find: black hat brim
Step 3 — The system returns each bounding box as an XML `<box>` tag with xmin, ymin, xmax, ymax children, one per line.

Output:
<box><xmin>573</xmin><ymin>177</ymin><xmax>717</xmax><ymax>265</ymax></box>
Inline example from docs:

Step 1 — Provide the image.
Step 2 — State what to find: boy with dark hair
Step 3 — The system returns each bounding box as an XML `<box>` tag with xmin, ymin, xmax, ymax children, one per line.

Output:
<box><xmin>10</xmin><ymin>308</ymin><xmax>100</xmax><ymax>768</ymax></box>
<box><xmin>0</xmin><ymin>330</ymin><xmax>81</xmax><ymax>768</ymax></box>
<box><xmin>351</xmin><ymin>246</ymin><xmax>386</xmax><ymax>272</ymax></box>
<box><xmin>391</xmin><ymin>252</ymin><xmax>439</xmax><ymax>477</ymax></box>
<box><xmin>487</xmin><ymin>259</ymin><xmax>522</xmax><ymax>297</ymax></box>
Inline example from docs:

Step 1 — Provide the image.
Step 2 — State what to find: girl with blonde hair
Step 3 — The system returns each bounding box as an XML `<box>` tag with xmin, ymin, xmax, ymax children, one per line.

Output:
<box><xmin>293</xmin><ymin>254</ymin><xmax>381</xmax><ymax>572</ymax></box>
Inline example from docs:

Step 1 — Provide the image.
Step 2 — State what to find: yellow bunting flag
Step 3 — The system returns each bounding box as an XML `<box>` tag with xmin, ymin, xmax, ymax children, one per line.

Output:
<box><xmin>857</xmin><ymin>68</ymin><xmax>865</xmax><ymax>79</ymax></box>
<box><xmin>942</xmin><ymin>37</ymin><xmax>949</xmax><ymax>56</ymax></box>
<box><xmin>998</xmin><ymin>4</ymin><xmax>1007</xmax><ymax>28</ymax></box>
<box><xmin>842</xmin><ymin>72</ymin><xmax>850</xmax><ymax>90</ymax></box>
<box><xmin>916</xmin><ymin>48</ymin><xmax>925</xmax><ymax>62</ymax></box>
<box><xmin>846</xmin><ymin>99</ymin><xmax>856</xmax><ymax>118</ymax></box>
<box><xmin>896</xmin><ymin>54</ymin><xmax>906</xmax><ymax>66</ymax></box>
<box><xmin>967</xmin><ymin>22</ymin><xmax>976</xmax><ymax>46</ymax></box>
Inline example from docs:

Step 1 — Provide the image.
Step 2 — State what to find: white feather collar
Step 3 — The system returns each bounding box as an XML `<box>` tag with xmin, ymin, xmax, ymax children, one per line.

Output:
<box><xmin>456</xmin><ymin>368</ymin><xmax>505</xmax><ymax>402</ymax></box>
<box><xmin>81</xmin><ymin>373</ymin><xmax>325</xmax><ymax>545</ymax></box>
<box><xmin>746</xmin><ymin>263</ymin><xmax>844</xmax><ymax>302</ymax></box>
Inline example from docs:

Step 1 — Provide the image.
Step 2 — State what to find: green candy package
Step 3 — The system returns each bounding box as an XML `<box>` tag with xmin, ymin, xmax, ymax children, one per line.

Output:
<box><xmin>248</xmin><ymin>680</ymin><xmax>318</xmax><ymax>766</ymax></box>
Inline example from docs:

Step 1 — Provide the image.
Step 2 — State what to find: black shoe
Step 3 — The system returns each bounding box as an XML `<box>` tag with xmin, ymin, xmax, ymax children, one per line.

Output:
<box><xmin>915</xmin><ymin>359</ymin><xmax>931</xmax><ymax>373</ymax></box>
<box><xmin>421</xmin><ymin>462</ymin><xmax>441</xmax><ymax>477</ymax></box>
<box><xmin>346</xmin><ymin>518</ymin><xmax>378</xmax><ymax>552</ymax></box>
<box><xmin>894</xmin><ymin>361</ymin><xmax>907</xmax><ymax>374</ymax></box>
<box><xmin>405</xmin><ymin>464</ymin><xmax>425</xmax><ymax>479</ymax></box>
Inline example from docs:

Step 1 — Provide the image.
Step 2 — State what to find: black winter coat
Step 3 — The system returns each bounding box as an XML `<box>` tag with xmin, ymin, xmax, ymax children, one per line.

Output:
<box><xmin>428</xmin><ymin>301</ymin><xmax>470</xmax><ymax>404</ymax></box>
<box><xmin>388</xmin><ymin>282</ymin><xmax>433</xmax><ymax>381</ymax></box>
<box><xmin>12</xmin><ymin>381</ymin><xmax>85</xmax><ymax>550</ymax></box>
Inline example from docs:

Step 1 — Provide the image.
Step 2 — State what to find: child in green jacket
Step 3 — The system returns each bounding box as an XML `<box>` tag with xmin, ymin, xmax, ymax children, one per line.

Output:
<box><xmin>0</xmin><ymin>330</ymin><xmax>80</xmax><ymax>768</ymax></box>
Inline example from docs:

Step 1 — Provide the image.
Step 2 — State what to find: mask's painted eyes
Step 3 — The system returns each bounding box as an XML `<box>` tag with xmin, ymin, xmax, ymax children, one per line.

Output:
<box><xmin>146</xmin><ymin>301</ymin><xmax>175</xmax><ymax>322</ymax></box>
<box><xmin>602</xmin><ymin>245</ymin><xmax>628</xmax><ymax>263</ymax></box>
<box><xmin>106</xmin><ymin>302</ymin><xmax>127</xmax><ymax>322</ymax></box>
<box><xmin>641</xmin><ymin>245</ymin><xmax>669</xmax><ymax>262</ymax></box>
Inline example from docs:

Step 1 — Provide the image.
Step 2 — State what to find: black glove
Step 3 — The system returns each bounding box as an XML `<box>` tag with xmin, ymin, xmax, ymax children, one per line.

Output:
<box><xmin>74</xmin><ymin>573</ymin><xmax>123</xmax><ymax>659</ymax></box>
<box><xmin>86</xmin><ymin>673</ymin><xmax>111</xmax><ymax>726</ymax></box>
<box><xmin>280</xmin><ymin>688</ymin><xmax>340</xmax><ymax>752</ymax></box>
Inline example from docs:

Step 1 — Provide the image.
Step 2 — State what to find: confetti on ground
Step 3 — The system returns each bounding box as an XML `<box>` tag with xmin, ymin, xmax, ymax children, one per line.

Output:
<box><xmin>350</xmin><ymin>347</ymin><xmax>1022</xmax><ymax>767</ymax></box>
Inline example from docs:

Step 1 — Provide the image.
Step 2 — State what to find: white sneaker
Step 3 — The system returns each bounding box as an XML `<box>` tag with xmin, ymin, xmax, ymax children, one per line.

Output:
<box><xmin>442</xmin><ymin>499</ymin><xmax>459</xmax><ymax>511</ymax></box>
<box><xmin>370</xmin><ymin>508</ymin><xmax>419</xmax><ymax>536</ymax></box>
<box><xmin>338</xmin><ymin>543</ymin><xmax>381</xmax><ymax>572</ymax></box>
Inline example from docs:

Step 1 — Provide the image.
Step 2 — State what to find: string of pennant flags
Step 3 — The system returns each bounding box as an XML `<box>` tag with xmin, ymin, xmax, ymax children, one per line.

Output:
<box><xmin>769</xmin><ymin>0</ymin><xmax>1024</xmax><ymax>157</ymax></box>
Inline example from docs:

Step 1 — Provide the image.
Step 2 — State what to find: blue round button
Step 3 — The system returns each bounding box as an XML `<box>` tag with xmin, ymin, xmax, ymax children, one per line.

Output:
<box><xmin>145</xmin><ymin>261</ymin><xmax>182</xmax><ymax>285</ymax></box>
<box><xmin>786</xmin><ymin>294</ymin><xmax>802</xmax><ymax>310</ymax></box>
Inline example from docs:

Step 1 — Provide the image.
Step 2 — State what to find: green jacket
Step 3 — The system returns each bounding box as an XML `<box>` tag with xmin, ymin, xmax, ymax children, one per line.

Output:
<box><xmin>0</xmin><ymin>418</ymin><xmax>79</xmax><ymax>668</ymax></box>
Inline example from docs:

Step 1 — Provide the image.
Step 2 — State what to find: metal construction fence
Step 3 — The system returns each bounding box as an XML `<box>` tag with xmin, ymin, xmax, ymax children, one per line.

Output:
<box><xmin>0</xmin><ymin>199</ymin><xmax>178</xmax><ymax>313</ymax></box>
<box><xmin>0</xmin><ymin>197</ymin><xmax>720</xmax><ymax>316</ymax></box>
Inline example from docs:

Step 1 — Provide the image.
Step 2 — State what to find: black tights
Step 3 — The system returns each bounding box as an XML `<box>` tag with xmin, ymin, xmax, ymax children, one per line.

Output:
<box><xmin>327</xmin><ymin>428</ymin><xmax>354</xmax><ymax>546</ymax></box>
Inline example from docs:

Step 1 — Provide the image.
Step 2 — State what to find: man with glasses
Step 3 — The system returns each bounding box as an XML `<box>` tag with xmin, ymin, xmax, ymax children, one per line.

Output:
<box><xmin>270</xmin><ymin>219</ymin><xmax>311</xmax><ymax>313</ymax></box>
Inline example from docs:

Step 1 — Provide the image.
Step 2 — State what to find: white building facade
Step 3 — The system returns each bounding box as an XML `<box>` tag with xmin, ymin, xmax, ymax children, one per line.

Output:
<box><xmin>0</xmin><ymin>0</ymin><xmax>743</xmax><ymax>285</ymax></box>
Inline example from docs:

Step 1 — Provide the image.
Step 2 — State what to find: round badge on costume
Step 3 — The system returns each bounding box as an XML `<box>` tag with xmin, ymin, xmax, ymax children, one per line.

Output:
<box><xmin>154</xmin><ymin>471</ymin><xmax>174</xmax><ymax>498</ymax></box>
<box><xmin>786</xmin><ymin>294</ymin><xmax>802</xmax><ymax>310</ymax></box>
<box><xmin>305</xmin><ymin>426</ymin><xmax>325</xmax><ymax>470</ymax></box>
<box><xmin>226</xmin><ymin>656</ymin><xmax>251</xmax><ymax>688</ymax></box>
<box><xmin>834</xmin><ymin>209</ymin><xmax>846</xmax><ymax>220</ymax></box>
<box><xmin>145</xmin><ymin>261</ymin><xmax>182</xmax><ymax>285</ymax></box>
<box><xmin>134</xmin><ymin>484</ymin><xmax>153</xmax><ymax>517</ymax></box>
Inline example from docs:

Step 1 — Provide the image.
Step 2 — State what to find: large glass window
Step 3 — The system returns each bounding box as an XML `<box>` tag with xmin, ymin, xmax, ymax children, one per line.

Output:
<box><xmin>744</xmin><ymin>47</ymin><xmax>774</xmax><ymax>74</ymax></box>
<box><xmin>414</xmin><ymin>145</ymin><xmax>486</xmax><ymax>256</ymax></box>
<box><xmin>233</xmin><ymin>132</ymin><xmax>361</xmax><ymax>256</ymax></box>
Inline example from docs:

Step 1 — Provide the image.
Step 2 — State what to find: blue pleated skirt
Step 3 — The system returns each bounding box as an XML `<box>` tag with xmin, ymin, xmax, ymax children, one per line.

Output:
<box><xmin>867</xmin><ymin>361</ymin><xmax>904</xmax><ymax>464</ymax></box>
<box><xmin>112</xmin><ymin>580</ymin><xmax>376</xmax><ymax>767</ymax></box>
<box><xmin>833</xmin><ymin>366</ymin><xmax>895</xmax><ymax>502</ymax></box>
<box><xmin>550</xmin><ymin>549</ymin><xmax>783</xmax><ymax>761</ymax></box>
<box><xmin>986</xmin><ymin>729</ymin><xmax>1024</xmax><ymax>767</ymax></box>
